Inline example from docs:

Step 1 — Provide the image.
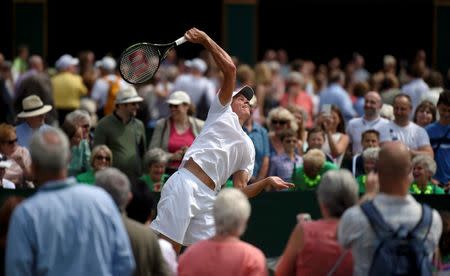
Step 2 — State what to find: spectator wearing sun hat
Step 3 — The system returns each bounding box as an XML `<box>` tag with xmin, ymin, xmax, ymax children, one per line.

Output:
<box><xmin>94</xmin><ymin>86</ymin><xmax>147</xmax><ymax>179</ymax></box>
<box><xmin>51</xmin><ymin>54</ymin><xmax>88</xmax><ymax>125</ymax></box>
<box><xmin>0</xmin><ymin>153</ymin><xmax>15</xmax><ymax>189</ymax></box>
<box><xmin>149</xmin><ymin>91</ymin><xmax>204</xmax><ymax>174</ymax></box>
<box><xmin>15</xmin><ymin>95</ymin><xmax>52</xmax><ymax>149</ymax></box>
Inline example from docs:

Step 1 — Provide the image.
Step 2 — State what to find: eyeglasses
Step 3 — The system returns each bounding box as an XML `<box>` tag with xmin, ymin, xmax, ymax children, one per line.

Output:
<box><xmin>95</xmin><ymin>155</ymin><xmax>111</xmax><ymax>161</ymax></box>
<box><xmin>271</xmin><ymin>120</ymin><xmax>288</xmax><ymax>125</ymax></box>
<box><xmin>2</xmin><ymin>138</ymin><xmax>17</xmax><ymax>145</ymax></box>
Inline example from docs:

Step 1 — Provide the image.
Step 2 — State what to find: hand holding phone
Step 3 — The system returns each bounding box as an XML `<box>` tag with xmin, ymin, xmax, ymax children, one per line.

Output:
<box><xmin>322</xmin><ymin>104</ymin><xmax>331</xmax><ymax>117</ymax></box>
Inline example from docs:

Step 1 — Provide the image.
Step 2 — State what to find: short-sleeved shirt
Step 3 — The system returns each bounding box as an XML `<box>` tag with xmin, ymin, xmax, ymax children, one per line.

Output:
<box><xmin>346</xmin><ymin>116</ymin><xmax>390</xmax><ymax>155</ymax></box>
<box><xmin>426</xmin><ymin>122</ymin><xmax>450</xmax><ymax>185</ymax></box>
<box><xmin>182</xmin><ymin>97</ymin><xmax>255</xmax><ymax>189</ymax></box>
<box><xmin>388</xmin><ymin>121</ymin><xmax>431</xmax><ymax>150</ymax></box>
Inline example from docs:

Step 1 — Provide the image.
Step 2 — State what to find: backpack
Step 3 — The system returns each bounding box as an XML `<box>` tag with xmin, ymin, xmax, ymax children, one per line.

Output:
<box><xmin>360</xmin><ymin>200</ymin><xmax>433</xmax><ymax>276</ymax></box>
<box><xmin>104</xmin><ymin>75</ymin><xmax>121</xmax><ymax>115</ymax></box>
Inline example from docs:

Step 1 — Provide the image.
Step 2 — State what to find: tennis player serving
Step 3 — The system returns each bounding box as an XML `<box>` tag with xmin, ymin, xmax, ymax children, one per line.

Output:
<box><xmin>151</xmin><ymin>27</ymin><xmax>293</xmax><ymax>254</ymax></box>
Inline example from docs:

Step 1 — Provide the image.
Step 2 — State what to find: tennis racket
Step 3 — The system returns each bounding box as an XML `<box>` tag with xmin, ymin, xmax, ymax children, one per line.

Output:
<box><xmin>119</xmin><ymin>36</ymin><xmax>187</xmax><ymax>84</ymax></box>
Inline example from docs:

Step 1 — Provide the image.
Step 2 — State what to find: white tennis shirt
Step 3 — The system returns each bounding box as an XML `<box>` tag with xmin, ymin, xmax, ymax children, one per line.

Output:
<box><xmin>182</xmin><ymin>96</ymin><xmax>255</xmax><ymax>190</ymax></box>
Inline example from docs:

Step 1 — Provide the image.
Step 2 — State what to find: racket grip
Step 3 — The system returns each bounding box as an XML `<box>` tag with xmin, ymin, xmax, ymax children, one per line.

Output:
<box><xmin>175</xmin><ymin>36</ymin><xmax>187</xmax><ymax>46</ymax></box>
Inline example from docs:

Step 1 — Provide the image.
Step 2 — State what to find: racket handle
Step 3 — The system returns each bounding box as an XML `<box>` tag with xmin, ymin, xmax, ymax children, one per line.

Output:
<box><xmin>175</xmin><ymin>36</ymin><xmax>187</xmax><ymax>46</ymax></box>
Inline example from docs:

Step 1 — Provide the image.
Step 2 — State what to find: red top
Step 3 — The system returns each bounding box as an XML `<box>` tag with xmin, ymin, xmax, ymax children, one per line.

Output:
<box><xmin>296</xmin><ymin>219</ymin><xmax>353</xmax><ymax>276</ymax></box>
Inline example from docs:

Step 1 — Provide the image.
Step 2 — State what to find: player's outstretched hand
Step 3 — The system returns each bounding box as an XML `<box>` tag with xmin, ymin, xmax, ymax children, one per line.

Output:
<box><xmin>267</xmin><ymin>176</ymin><xmax>294</xmax><ymax>191</ymax></box>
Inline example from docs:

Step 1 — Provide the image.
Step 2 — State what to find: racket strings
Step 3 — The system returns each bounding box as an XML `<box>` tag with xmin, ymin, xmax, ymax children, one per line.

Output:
<box><xmin>120</xmin><ymin>44</ymin><xmax>160</xmax><ymax>84</ymax></box>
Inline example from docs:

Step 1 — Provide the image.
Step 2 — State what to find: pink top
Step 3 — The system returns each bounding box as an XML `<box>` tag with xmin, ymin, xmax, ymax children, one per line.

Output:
<box><xmin>296</xmin><ymin>219</ymin><xmax>353</xmax><ymax>276</ymax></box>
<box><xmin>178</xmin><ymin>239</ymin><xmax>268</xmax><ymax>276</ymax></box>
<box><xmin>167</xmin><ymin>121</ymin><xmax>195</xmax><ymax>168</ymax></box>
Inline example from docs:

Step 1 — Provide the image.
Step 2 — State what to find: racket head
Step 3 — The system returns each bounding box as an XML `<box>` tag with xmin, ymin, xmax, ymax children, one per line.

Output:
<box><xmin>119</xmin><ymin>42</ymin><xmax>162</xmax><ymax>84</ymax></box>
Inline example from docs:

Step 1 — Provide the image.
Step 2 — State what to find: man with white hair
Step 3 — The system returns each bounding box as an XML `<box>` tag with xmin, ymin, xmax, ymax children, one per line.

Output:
<box><xmin>178</xmin><ymin>188</ymin><xmax>268</xmax><ymax>275</ymax></box>
<box><xmin>51</xmin><ymin>54</ymin><xmax>88</xmax><ymax>124</ymax></box>
<box><xmin>6</xmin><ymin>127</ymin><xmax>135</xmax><ymax>275</ymax></box>
<box><xmin>94</xmin><ymin>86</ymin><xmax>147</xmax><ymax>178</ymax></box>
<box><xmin>91</xmin><ymin>56</ymin><xmax>129</xmax><ymax>116</ymax></box>
<box><xmin>96</xmin><ymin>168</ymin><xmax>171</xmax><ymax>276</ymax></box>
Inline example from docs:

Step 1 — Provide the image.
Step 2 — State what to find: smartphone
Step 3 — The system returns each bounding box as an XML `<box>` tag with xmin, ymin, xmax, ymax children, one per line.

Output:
<box><xmin>322</xmin><ymin>104</ymin><xmax>331</xmax><ymax>117</ymax></box>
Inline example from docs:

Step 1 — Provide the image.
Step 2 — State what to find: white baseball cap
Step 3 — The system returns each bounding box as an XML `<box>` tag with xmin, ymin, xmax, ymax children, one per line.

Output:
<box><xmin>185</xmin><ymin>58</ymin><xmax>207</xmax><ymax>74</ymax></box>
<box><xmin>167</xmin><ymin>91</ymin><xmax>191</xmax><ymax>105</ymax></box>
<box><xmin>55</xmin><ymin>54</ymin><xmax>79</xmax><ymax>70</ymax></box>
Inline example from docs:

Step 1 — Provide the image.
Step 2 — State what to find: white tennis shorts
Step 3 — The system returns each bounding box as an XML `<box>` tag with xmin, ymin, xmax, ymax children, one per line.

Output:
<box><xmin>150</xmin><ymin>168</ymin><xmax>217</xmax><ymax>245</ymax></box>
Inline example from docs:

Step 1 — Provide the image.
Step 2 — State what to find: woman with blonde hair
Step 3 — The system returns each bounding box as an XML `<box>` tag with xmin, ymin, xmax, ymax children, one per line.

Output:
<box><xmin>266</xmin><ymin>107</ymin><xmax>298</xmax><ymax>157</ymax></box>
<box><xmin>76</xmin><ymin>145</ymin><xmax>112</xmax><ymax>185</ymax></box>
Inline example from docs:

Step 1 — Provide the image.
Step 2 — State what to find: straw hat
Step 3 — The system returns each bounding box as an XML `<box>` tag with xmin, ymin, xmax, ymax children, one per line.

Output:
<box><xmin>17</xmin><ymin>95</ymin><xmax>53</xmax><ymax>118</ymax></box>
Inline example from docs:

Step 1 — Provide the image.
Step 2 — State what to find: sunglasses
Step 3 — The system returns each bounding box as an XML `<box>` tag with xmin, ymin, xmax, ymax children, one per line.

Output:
<box><xmin>272</xmin><ymin>120</ymin><xmax>288</xmax><ymax>125</ymax></box>
<box><xmin>2</xmin><ymin>138</ymin><xmax>17</xmax><ymax>145</ymax></box>
<box><xmin>95</xmin><ymin>155</ymin><xmax>111</xmax><ymax>161</ymax></box>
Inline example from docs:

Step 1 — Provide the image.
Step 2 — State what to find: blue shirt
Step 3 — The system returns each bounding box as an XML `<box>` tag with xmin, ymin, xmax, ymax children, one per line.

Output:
<box><xmin>426</xmin><ymin>122</ymin><xmax>450</xmax><ymax>185</ymax></box>
<box><xmin>16</xmin><ymin>122</ymin><xmax>51</xmax><ymax>149</ymax></box>
<box><xmin>244</xmin><ymin>122</ymin><xmax>270</xmax><ymax>177</ymax></box>
<box><xmin>6</xmin><ymin>178</ymin><xmax>135</xmax><ymax>276</ymax></box>
<box><xmin>319</xmin><ymin>83</ymin><xmax>357</xmax><ymax>123</ymax></box>
<box><xmin>269</xmin><ymin>153</ymin><xmax>303</xmax><ymax>182</ymax></box>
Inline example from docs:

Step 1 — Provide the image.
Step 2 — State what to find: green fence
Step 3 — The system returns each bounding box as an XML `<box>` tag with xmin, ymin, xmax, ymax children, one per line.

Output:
<box><xmin>1</xmin><ymin>189</ymin><xmax>448</xmax><ymax>257</ymax></box>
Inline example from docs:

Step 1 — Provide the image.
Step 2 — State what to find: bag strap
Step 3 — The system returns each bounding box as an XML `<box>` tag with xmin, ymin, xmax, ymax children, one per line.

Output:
<box><xmin>410</xmin><ymin>204</ymin><xmax>433</xmax><ymax>242</ymax></box>
<box><xmin>360</xmin><ymin>200</ymin><xmax>393</xmax><ymax>237</ymax></box>
<box><xmin>326</xmin><ymin>249</ymin><xmax>350</xmax><ymax>276</ymax></box>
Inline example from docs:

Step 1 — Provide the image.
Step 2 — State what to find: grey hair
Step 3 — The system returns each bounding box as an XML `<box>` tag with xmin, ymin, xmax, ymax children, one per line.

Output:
<box><xmin>144</xmin><ymin>148</ymin><xmax>169</xmax><ymax>168</ymax></box>
<box><xmin>362</xmin><ymin>147</ymin><xmax>381</xmax><ymax>162</ymax></box>
<box><xmin>412</xmin><ymin>154</ymin><xmax>437</xmax><ymax>175</ymax></box>
<box><xmin>29</xmin><ymin>127</ymin><xmax>70</xmax><ymax>173</ymax></box>
<box><xmin>317</xmin><ymin>170</ymin><xmax>359</xmax><ymax>218</ymax></box>
<box><xmin>65</xmin><ymin>109</ymin><xmax>91</xmax><ymax>127</ymax></box>
<box><xmin>95</xmin><ymin>168</ymin><xmax>130</xmax><ymax>211</ymax></box>
<box><xmin>214</xmin><ymin>188</ymin><xmax>251</xmax><ymax>237</ymax></box>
